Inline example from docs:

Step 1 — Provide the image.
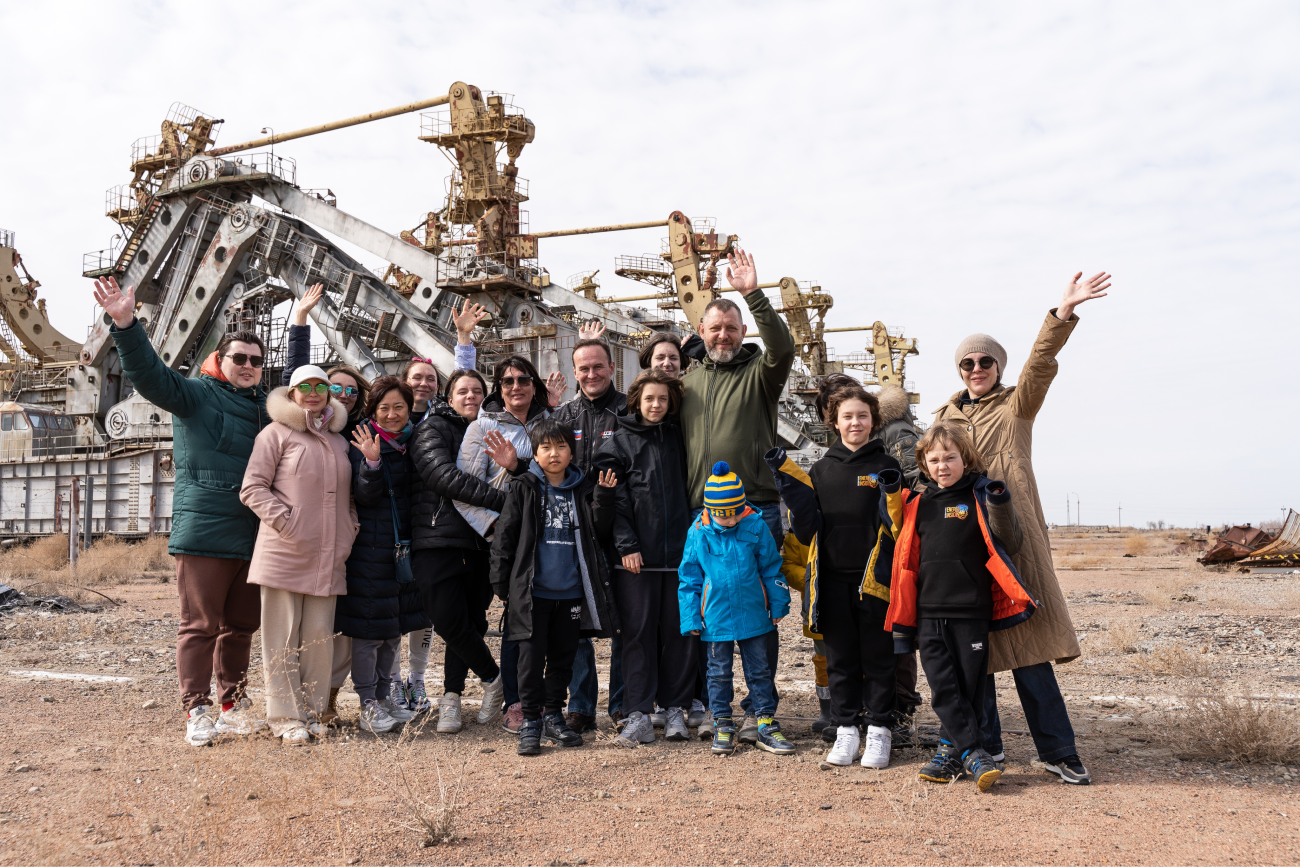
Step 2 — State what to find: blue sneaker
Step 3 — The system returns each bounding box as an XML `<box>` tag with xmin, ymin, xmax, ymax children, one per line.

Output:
<box><xmin>918</xmin><ymin>740</ymin><xmax>963</xmax><ymax>783</ymax></box>
<box><xmin>755</xmin><ymin>718</ymin><xmax>796</xmax><ymax>755</ymax></box>
<box><xmin>711</xmin><ymin>717</ymin><xmax>737</xmax><ymax>755</ymax></box>
<box><xmin>963</xmin><ymin>748</ymin><xmax>1004</xmax><ymax>792</ymax></box>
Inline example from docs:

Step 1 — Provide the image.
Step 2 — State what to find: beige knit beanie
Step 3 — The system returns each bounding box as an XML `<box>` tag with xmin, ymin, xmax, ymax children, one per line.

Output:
<box><xmin>953</xmin><ymin>334</ymin><xmax>1007</xmax><ymax>379</ymax></box>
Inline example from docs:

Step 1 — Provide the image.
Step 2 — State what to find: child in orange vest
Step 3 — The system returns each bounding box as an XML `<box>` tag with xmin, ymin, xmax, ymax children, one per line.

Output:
<box><xmin>883</xmin><ymin>421</ymin><xmax>1032</xmax><ymax>792</ymax></box>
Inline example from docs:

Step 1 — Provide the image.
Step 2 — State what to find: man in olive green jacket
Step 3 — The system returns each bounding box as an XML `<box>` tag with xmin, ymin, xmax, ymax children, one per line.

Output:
<box><xmin>95</xmin><ymin>276</ymin><xmax>270</xmax><ymax>748</ymax></box>
<box><xmin>680</xmin><ymin>248</ymin><xmax>795</xmax><ymax>543</ymax></box>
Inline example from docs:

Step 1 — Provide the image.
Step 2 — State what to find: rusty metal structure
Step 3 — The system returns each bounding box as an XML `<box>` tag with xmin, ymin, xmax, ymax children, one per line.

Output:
<box><xmin>0</xmin><ymin>79</ymin><xmax>923</xmax><ymax>536</ymax></box>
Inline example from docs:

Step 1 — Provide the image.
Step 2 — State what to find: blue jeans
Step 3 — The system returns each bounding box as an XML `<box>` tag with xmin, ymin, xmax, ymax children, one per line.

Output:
<box><xmin>982</xmin><ymin>662</ymin><xmax>1078</xmax><ymax>763</ymax></box>
<box><xmin>566</xmin><ymin>635</ymin><xmax>623</xmax><ymax>717</ymax></box>
<box><xmin>705</xmin><ymin>634</ymin><xmax>777</xmax><ymax>720</ymax></box>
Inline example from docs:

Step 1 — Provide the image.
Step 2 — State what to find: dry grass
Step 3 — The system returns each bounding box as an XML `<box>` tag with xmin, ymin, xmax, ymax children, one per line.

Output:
<box><xmin>1124</xmin><ymin>535</ymin><xmax>1152</xmax><ymax>557</ymax></box>
<box><xmin>1135</xmin><ymin>644</ymin><xmax>1212</xmax><ymax>677</ymax></box>
<box><xmin>1154</xmin><ymin>696</ymin><xmax>1300</xmax><ymax>765</ymax></box>
<box><xmin>1102</xmin><ymin>618</ymin><xmax>1141</xmax><ymax>654</ymax></box>
<box><xmin>0</xmin><ymin>535</ymin><xmax>172</xmax><ymax>594</ymax></box>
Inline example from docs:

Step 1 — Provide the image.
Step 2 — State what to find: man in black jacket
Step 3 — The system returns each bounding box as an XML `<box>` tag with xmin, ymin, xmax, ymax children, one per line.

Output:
<box><xmin>551</xmin><ymin>336</ymin><xmax>628</xmax><ymax>732</ymax></box>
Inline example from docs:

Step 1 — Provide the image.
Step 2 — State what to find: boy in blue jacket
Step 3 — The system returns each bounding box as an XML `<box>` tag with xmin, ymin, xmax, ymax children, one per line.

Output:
<box><xmin>679</xmin><ymin>462</ymin><xmax>794</xmax><ymax>755</ymax></box>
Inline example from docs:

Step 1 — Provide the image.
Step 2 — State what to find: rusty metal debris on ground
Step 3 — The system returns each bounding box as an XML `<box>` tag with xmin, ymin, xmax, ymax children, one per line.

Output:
<box><xmin>1199</xmin><ymin>525</ymin><xmax>1275</xmax><ymax>564</ymax></box>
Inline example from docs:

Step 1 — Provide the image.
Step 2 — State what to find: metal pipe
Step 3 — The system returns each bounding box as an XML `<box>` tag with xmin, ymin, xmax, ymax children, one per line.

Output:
<box><xmin>599</xmin><ymin>291</ymin><xmax>673</xmax><ymax>303</ymax></box>
<box><xmin>532</xmin><ymin>220</ymin><xmax>666</xmax><ymax>239</ymax></box>
<box><xmin>207</xmin><ymin>96</ymin><xmax>452</xmax><ymax>156</ymax></box>
<box><xmin>822</xmin><ymin>326</ymin><xmax>873</xmax><ymax>333</ymax></box>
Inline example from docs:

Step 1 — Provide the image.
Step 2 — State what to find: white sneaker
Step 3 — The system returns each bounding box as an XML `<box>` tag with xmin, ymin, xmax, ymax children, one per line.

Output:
<box><xmin>307</xmin><ymin>722</ymin><xmax>327</xmax><ymax>738</ymax></box>
<box><xmin>185</xmin><ymin>706</ymin><xmax>217</xmax><ymax>747</ymax></box>
<box><xmin>438</xmin><ymin>693</ymin><xmax>464</xmax><ymax>733</ymax></box>
<box><xmin>214</xmin><ymin>697</ymin><xmax>267</xmax><ymax>736</ymax></box>
<box><xmin>861</xmin><ymin>725</ymin><xmax>892</xmax><ymax>769</ymax></box>
<box><xmin>281</xmin><ymin>726</ymin><xmax>311</xmax><ymax>746</ymax></box>
<box><xmin>477</xmin><ymin>675</ymin><xmax>505</xmax><ymax>725</ymax></box>
<box><xmin>380</xmin><ymin>697</ymin><xmax>415</xmax><ymax>723</ymax></box>
<box><xmin>686</xmin><ymin>699</ymin><xmax>708</xmax><ymax>728</ymax></box>
<box><xmin>360</xmin><ymin>699</ymin><xmax>397</xmax><ymax>733</ymax></box>
<box><xmin>825</xmin><ymin>725</ymin><xmax>860</xmax><ymax>766</ymax></box>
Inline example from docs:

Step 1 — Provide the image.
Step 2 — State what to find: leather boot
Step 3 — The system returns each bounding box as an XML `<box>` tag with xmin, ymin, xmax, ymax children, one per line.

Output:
<box><xmin>321</xmin><ymin>688</ymin><xmax>340</xmax><ymax>726</ymax></box>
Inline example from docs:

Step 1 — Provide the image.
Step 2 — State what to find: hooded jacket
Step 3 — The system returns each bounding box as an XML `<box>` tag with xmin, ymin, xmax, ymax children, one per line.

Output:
<box><xmin>885</xmin><ymin>473</ymin><xmax>1032</xmax><ymax>649</ymax></box>
<box><xmin>110</xmin><ymin>318</ymin><xmax>268</xmax><ymax>559</ymax></box>
<box><xmin>931</xmin><ymin>309</ymin><xmax>1082</xmax><ymax>670</ymax></box>
<box><xmin>335</xmin><ymin>431</ymin><xmax>431</xmax><ymax>640</ymax></box>
<box><xmin>409</xmin><ymin>400</ymin><xmax>506</xmax><ymax>552</ymax></box>
<box><xmin>678</xmin><ymin>507</ymin><xmax>789</xmax><ymax>642</ymax></box>
<box><xmin>551</xmin><ymin>386</ymin><xmax>627</xmax><ymax>477</ymax></box>
<box><xmin>680</xmin><ymin>292</ymin><xmax>795</xmax><ymax>510</ymax></box>
<box><xmin>488</xmin><ymin>462</ymin><xmax>617</xmax><ymax>642</ymax></box>
<box><xmin>765</xmin><ymin>447</ymin><xmax>903</xmax><ymax>637</ymax></box>
<box><xmin>240</xmin><ymin>389</ymin><xmax>356</xmax><ymax>597</ymax></box>
<box><xmin>874</xmin><ymin>385</ymin><xmax>922</xmax><ymax>490</ymax></box>
<box><xmin>590</xmin><ymin>414</ymin><xmax>690</xmax><ymax>569</ymax></box>
<box><xmin>455</xmin><ymin>399</ymin><xmax>550</xmax><ymax>536</ymax></box>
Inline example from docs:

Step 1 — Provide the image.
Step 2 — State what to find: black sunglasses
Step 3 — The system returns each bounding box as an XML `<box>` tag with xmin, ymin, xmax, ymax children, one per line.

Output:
<box><xmin>959</xmin><ymin>356</ymin><xmax>997</xmax><ymax>372</ymax></box>
<box><xmin>225</xmin><ymin>352</ymin><xmax>264</xmax><ymax>368</ymax></box>
<box><xmin>500</xmin><ymin>374</ymin><xmax>533</xmax><ymax>387</ymax></box>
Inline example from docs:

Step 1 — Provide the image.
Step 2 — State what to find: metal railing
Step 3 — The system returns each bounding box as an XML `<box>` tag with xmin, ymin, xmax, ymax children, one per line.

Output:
<box><xmin>0</xmin><ymin>229</ymin><xmax>13</xmax><ymax>249</ymax></box>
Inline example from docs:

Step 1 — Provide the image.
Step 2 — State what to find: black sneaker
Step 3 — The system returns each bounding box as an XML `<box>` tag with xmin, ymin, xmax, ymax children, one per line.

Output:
<box><xmin>711</xmin><ymin>717</ymin><xmax>737</xmax><ymax>755</ymax></box>
<box><xmin>517</xmin><ymin>719</ymin><xmax>543</xmax><ymax>756</ymax></box>
<box><xmin>811</xmin><ymin>697</ymin><xmax>833</xmax><ymax>735</ymax></box>
<box><xmin>891</xmin><ymin>716</ymin><xmax>917</xmax><ymax>750</ymax></box>
<box><xmin>1042</xmin><ymin>754</ymin><xmax>1091</xmax><ymax>785</ymax></box>
<box><xmin>543</xmin><ymin>713</ymin><xmax>584</xmax><ymax>747</ymax></box>
<box><xmin>918</xmin><ymin>741</ymin><xmax>963</xmax><ymax>784</ymax></box>
<box><xmin>963</xmin><ymin>748</ymin><xmax>1004</xmax><ymax>792</ymax></box>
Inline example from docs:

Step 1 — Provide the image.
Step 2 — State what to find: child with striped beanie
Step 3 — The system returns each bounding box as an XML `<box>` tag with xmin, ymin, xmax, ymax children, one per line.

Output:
<box><xmin>678</xmin><ymin>462</ymin><xmax>794</xmax><ymax>755</ymax></box>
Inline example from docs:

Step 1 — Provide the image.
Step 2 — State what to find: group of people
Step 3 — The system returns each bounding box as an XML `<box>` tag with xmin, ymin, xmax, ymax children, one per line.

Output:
<box><xmin>90</xmin><ymin>255</ymin><xmax>1110</xmax><ymax>792</ymax></box>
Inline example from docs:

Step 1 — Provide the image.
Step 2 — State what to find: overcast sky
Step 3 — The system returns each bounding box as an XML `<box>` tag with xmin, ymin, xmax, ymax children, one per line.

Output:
<box><xmin>2</xmin><ymin>1</ymin><xmax>1296</xmax><ymax>528</ymax></box>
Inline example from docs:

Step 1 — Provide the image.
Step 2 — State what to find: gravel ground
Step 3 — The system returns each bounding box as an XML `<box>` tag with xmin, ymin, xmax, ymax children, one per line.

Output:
<box><xmin>1</xmin><ymin>529</ymin><xmax>1298</xmax><ymax>865</ymax></box>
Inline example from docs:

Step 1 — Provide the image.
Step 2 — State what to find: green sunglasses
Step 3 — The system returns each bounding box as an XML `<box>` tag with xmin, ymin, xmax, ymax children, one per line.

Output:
<box><xmin>295</xmin><ymin>382</ymin><xmax>331</xmax><ymax>395</ymax></box>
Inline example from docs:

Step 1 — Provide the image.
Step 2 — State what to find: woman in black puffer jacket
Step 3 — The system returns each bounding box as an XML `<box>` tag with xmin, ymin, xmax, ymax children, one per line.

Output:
<box><xmin>337</xmin><ymin>377</ymin><xmax>431</xmax><ymax>732</ymax></box>
<box><xmin>408</xmin><ymin>368</ymin><xmax>510</xmax><ymax>732</ymax></box>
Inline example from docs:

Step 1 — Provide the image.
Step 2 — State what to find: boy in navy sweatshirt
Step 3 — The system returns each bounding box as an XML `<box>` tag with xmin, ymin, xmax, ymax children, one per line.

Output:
<box><xmin>884</xmin><ymin>421</ymin><xmax>1031</xmax><ymax>792</ymax></box>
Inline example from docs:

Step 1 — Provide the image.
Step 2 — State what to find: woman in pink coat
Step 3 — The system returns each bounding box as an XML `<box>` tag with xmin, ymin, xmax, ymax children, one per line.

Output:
<box><xmin>241</xmin><ymin>365</ymin><xmax>358</xmax><ymax>745</ymax></box>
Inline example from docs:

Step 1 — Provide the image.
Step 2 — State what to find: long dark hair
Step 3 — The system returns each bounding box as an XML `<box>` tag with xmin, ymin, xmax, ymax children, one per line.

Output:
<box><xmin>491</xmin><ymin>354</ymin><xmax>552</xmax><ymax>413</ymax></box>
<box><xmin>638</xmin><ymin>332</ymin><xmax>684</xmax><ymax>370</ymax></box>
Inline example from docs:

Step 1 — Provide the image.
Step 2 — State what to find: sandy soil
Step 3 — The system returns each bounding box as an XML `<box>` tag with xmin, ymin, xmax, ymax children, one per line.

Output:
<box><xmin>2</xmin><ymin>529</ymin><xmax>1299</xmax><ymax>865</ymax></box>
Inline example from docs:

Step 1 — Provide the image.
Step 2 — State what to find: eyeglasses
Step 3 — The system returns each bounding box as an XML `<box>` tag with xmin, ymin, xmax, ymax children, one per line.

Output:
<box><xmin>295</xmin><ymin>383</ymin><xmax>331</xmax><ymax>395</ymax></box>
<box><xmin>959</xmin><ymin>356</ymin><xmax>997</xmax><ymax>372</ymax></box>
<box><xmin>329</xmin><ymin>385</ymin><xmax>359</xmax><ymax>397</ymax></box>
<box><xmin>500</xmin><ymin>375</ymin><xmax>533</xmax><ymax>387</ymax></box>
<box><xmin>225</xmin><ymin>353</ymin><xmax>264</xmax><ymax>368</ymax></box>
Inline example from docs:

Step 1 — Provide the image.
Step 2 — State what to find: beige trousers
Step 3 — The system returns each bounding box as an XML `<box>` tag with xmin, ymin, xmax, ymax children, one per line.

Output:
<box><xmin>259</xmin><ymin>586</ymin><xmax>336</xmax><ymax>736</ymax></box>
<box><xmin>331</xmin><ymin>634</ymin><xmax>352</xmax><ymax>689</ymax></box>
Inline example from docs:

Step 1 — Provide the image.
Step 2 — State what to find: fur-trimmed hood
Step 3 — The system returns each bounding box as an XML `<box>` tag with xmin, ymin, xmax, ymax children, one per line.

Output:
<box><xmin>266</xmin><ymin>386</ymin><xmax>348</xmax><ymax>434</ymax></box>
<box><xmin>876</xmin><ymin>385</ymin><xmax>912</xmax><ymax>425</ymax></box>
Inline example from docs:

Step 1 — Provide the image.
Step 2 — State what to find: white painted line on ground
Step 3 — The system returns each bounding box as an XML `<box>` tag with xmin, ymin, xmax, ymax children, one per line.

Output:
<box><xmin>8</xmin><ymin>669</ymin><xmax>134</xmax><ymax>683</ymax></box>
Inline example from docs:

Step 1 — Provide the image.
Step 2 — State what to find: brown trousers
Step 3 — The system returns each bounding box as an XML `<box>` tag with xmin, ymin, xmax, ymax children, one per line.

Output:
<box><xmin>175</xmin><ymin>554</ymin><xmax>261</xmax><ymax>711</ymax></box>
<box><xmin>260</xmin><ymin>587</ymin><xmax>337</xmax><ymax>736</ymax></box>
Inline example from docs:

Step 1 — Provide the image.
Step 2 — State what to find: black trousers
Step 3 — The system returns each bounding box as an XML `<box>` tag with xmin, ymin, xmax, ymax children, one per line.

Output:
<box><xmin>613</xmin><ymin>568</ymin><xmax>699</xmax><ymax>714</ymax></box>
<box><xmin>818</xmin><ymin>581</ymin><xmax>897</xmax><ymax>727</ymax></box>
<box><xmin>896</xmin><ymin>650</ymin><xmax>923</xmax><ymax>715</ymax></box>
<box><xmin>518</xmin><ymin>596</ymin><xmax>583</xmax><ymax>721</ymax></box>
<box><xmin>918</xmin><ymin>617</ymin><xmax>990</xmax><ymax>755</ymax></box>
<box><xmin>413</xmin><ymin>548</ymin><xmax>498</xmax><ymax>695</ymax></box>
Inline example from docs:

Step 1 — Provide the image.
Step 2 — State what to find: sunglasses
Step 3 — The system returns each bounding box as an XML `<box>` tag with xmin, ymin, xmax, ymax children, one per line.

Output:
<box><xmin>225</xmin><ymin>353</ymin><xmax>264</xmax><ymax>368</ymax></box>
<box><xmin>295</xmin><ymin>383</ymin><xmax>331</xmax><ymax>395</ymax></box>
<box><xmin>500</xmin><ymin>374</ymin><xmax>533</xmax><ymax>387</ymax></box>
<box><xmin>329</xmin><ymin>385</ymin><xmax>359</xmax><ymax>397</ymax></box>
<box><xmin>959</xmin><ymin>356</ymin><xmax>997</xmax><ymax>372</ymax></box>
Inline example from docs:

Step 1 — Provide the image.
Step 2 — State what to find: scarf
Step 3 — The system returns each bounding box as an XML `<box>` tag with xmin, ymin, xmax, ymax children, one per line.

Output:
<box><xmin>369</xmin><ymin>418</ymin><xmax>414</xmax><ymax>453</ymax></box>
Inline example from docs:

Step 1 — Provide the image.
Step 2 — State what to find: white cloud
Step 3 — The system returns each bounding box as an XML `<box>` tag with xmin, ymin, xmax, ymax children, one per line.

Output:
<box><xmin>1</xmin><ymin>0</ymin><xmax>1296</xmax><ymax>526</ymax></box>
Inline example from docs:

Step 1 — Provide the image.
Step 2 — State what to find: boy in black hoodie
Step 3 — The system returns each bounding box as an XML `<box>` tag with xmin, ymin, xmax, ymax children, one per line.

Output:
<box><xmin>884</xmin><ymin>420</ymin><xmax>1030</xmax><ymax>792</ymax></box>
<box><xmin>489</xmin><ymin>419</ymin><xmax>617</xmax><ymax>756</ymax></box>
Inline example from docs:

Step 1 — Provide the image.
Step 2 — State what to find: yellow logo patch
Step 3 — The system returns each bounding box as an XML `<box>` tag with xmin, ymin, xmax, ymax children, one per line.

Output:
<box><xmin>945</xmin><ymin>505</ymin><xmax>971</xmax><ymax>520</ymax></box>
<box><xmin>857</xmin><ymin>475</ymin><xmax>879</xmax><ymax>488</ymax></box>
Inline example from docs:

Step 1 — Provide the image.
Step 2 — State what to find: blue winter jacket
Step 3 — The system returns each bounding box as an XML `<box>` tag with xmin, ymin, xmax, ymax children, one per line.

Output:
<box><xmin>678</xmin><ymin>507</ymin><xmax>789</xmax><ymax>642</ymax></box>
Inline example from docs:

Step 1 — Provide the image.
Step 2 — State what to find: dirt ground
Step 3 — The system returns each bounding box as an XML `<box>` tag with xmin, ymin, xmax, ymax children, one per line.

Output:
<box><xmin>2</xmin><ymin>529</ymin><xmax>1299</xmax><ymax>866</ymax></box>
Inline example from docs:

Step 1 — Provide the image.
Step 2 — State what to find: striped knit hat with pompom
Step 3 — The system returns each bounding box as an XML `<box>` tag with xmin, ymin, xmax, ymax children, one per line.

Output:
<box><xmin>703</xmin><ymin>461</ymin><xmax>746</xmax><ymax>518</ymax></box>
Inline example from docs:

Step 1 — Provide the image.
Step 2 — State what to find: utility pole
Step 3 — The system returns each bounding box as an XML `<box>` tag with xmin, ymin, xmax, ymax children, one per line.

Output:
<box><xmin>1118</xmin><ymin>503</ymin><xmax>1122</xmax><ymax>528</ymax></box>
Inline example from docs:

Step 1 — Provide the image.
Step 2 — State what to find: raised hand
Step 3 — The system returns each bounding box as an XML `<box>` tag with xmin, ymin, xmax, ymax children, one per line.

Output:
<box><xmin>597</xmin><ymin>469</ymin><xmax>618</xmax><ymax>488</ymax></box>
<box><xmin>452</xmin><ymin>299</ymin><xmax>489</xmax><ymax>343</ymax></box>
<box><xmin>294</xmin><ymin>283</ymin><xmax>324</xmax><ymax>326</ymax></box>
<box><xmin>92</xmin><ymin>276</ymin><xmax>136</xmax><ymax>329</ymax></box>
<box><xmin>577</xmin><ymin>319</ymin><xmax>606</xmax><ymax>341</ymax></box>
<box><xmin>621</xmin><ymin>552</ymin><xmax>643</xmax><ymax>574</ymax></box>
<box><xmin>545</xmin><ymin>371</ymin><xmax>567</xmax><ymax>406</ymax></box>
<box><xmin>351</xmin><ymin>425</ymin><xmax>382</xmax><ymax>463</ymax></box>
<box><xmin>483</xmin><ymin>429</ymin><xmax>519</xmax><ymax>471</ymax></box>
<box><xmin>724</xmin><ymin>247</ymin><xmax>758</xmax><ymax>295</ymax></box>
<box><xmin>1058</xmin><ymin>271</ymin><xmax>1111</xmax><ymax>320</ymax></box>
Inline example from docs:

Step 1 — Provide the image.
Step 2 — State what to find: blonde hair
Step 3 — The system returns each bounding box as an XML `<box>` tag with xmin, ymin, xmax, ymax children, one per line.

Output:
<box><xmin>915</xmin><ymin>420</ymin><xmax>985</xmax><ymax>480</ymax></box>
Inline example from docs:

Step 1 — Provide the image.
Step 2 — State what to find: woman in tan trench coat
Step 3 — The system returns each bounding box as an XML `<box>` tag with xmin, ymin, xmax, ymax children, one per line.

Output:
<box><xmin>241</xmin><ymin>365</ymin><xmax>358</xmax><ymax>745</ymax></box>
<box><xmin>933</xmin><ymin>270</ymin><xmax>1110</xmax><ymax>785</ymax></box>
